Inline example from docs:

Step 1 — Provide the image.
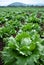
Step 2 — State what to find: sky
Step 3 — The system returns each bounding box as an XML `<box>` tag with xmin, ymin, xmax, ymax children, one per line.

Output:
<box><xmin>0</xmin><ymin>0</ymin><xmax>44</xmax><ymax>6</ymax></box>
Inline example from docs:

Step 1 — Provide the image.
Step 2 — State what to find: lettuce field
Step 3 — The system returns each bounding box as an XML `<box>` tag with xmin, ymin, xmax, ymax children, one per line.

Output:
<box><xmin>0</xmin><ymin>7</ymin><xmax>44</xmax><ymax>65</ymax></box>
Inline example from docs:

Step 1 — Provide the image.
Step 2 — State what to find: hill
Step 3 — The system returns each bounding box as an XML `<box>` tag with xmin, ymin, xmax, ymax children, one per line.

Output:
<box><xmin>8</xmin><ymin>2</ymin><xmax>28</xmax><ymax>6</ymax></box>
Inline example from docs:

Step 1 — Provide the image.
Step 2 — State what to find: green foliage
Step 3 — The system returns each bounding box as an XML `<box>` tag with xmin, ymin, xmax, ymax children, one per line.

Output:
<box><xmin>0</xmin><ymin>25</ymin><xmax>16</xmax><ymax>38</ymax></box>
<box><xmin>21</xmin><ymin>23</ymin><xmax>41</xmax><ymax>32</ymax></box>
<box><xmin>0</xmin><ymin>7</ymin><xmax>44</xmax><ymax>65</ymax></box>
<box><xmin>2</xmin><ymin>32</ymin><xmax>44</xmax><ymax>65</ymax></box>
<box><xmin>28</xmin><ymin>16</ymin><xmax>40</xmax><ymax>23</ymax></box>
